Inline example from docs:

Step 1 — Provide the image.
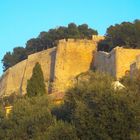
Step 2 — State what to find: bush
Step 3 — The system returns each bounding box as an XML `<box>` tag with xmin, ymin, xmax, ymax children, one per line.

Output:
<box><xmin>1</xmin><ymin>71</ymin><xmax>139</xmax><ymax>139</ymax></box>
<box><xmin>45</xmin><ymin>121</ymin><xmax>79</xmax><ymax>140</ymax></box>
<box><xmin>61</xmin><ymin>71</ymin><xmax>140</xmax><ymax>140</ymax></box>
<box><xmin>0</xmin><ymin>105</ymin><xmax>6</xmax><ymax>140</ymax></box>
<box><xmin>2</xmin><ymin>95</ymin><xmax>54</xmax><ymax>140</ymax></box>
<box><xmin>27</xmin><ymin>62</ymin><xmax>46</xmax><ymax>97</ymax></box>
<box><xmin>121</xmin><ymin>70</ymin><xmax>140</xmax><ymax>93</ymax></box>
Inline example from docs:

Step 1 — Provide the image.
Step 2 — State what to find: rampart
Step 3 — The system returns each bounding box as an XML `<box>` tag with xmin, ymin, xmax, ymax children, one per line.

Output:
<box><xmin>2</xmin><ymin>35</ymin><xmax>140</xmax><ymax>97</ymax></box>
<box><xmin>0</xmin><ymin>37</ymin><xmax>100</xmax><ymax>96</ymax></box>
<box><xmin>94</xmin><ymin>47</ymin><xmax>140</xmax><ymax>79</ymax></box>
<box><xmin>54</xmin><ymin>39</ymin><xmax>97</xmax><ymax>92</ymax></box>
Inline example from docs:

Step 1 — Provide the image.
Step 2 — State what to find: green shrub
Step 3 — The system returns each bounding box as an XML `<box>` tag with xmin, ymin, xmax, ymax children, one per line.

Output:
<box><xmin>45</xmin><ymin>121</ymin><xmax>79</xmax><ymax>140</ymax></box>
<box><xmin>62</xmin><ymin>71</ymin><xmax>139</xmax><ymax>140</ymax></box>
<box><xmin>27</xmin><ymin>62</ymin><xmax>46</xmax><ymax>97</ymax></box>
<box><xmin>3</xmin><ymin>95</ymin><xmax>54</xmax><ymax>140</ymax></box>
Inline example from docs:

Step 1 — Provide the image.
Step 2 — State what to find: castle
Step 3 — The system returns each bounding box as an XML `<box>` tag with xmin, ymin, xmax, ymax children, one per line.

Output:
<box><xmin>94</xmin><ymin>47</ymin><xmax>140</xmax><ymax>79</ymax></box>
<box><xmin>0</xmin><ymin>35</ymin><xmax>140</xmax><ymax>97</ymax></box>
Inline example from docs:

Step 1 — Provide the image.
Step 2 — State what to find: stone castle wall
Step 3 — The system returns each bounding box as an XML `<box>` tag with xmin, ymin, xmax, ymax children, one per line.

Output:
<box><xmin>0</xmin><ymin>48</ymin><xmax>56</xmax><ymax>96</ymax></box>
<box><xmin>0</xmin><ymin>60</ymin><xmax>27</xmax><ymax>96</ymax></box>
<box><xmin>130</xmin><ymin>55</ymin><xmax>140</xmax><ymax>76</ymax></box>
<box><xmin>0</xmin><ymin>37</ymin><xmax>99</xmax><ymax>96</ymax></box>
<box><xmin>94</xmin><ymin>47</ymin><xmax>140</xmax><ymax>79</ymax></box>
<box><xmin>116</xmin><ymin>48</ymin><xmax>140</xmax><ymax>79</ymax></box>
<box><xmin>54</xmin><ymin>39</ymin><xmax>97</xmax><ymax>92</ymax></box>
<box><xmin>94</xmin><ymin>48</ymin><xmax>116</xmax><ymax>77</ymax></box>
<box><xmin>21</xmin><ymin>47</ymin><xmax>57</xmax><ymax>95</ymax></box>
<box><xmin>1</xmin><ymin>35</ymin><xmax>140</xmax><ymax>97</ymax></box>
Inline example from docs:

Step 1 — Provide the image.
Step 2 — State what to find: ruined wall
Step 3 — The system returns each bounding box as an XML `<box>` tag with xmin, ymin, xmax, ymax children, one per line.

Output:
<box><xmin>94</xmin><ymin>47</ymin><xmax>140</xmax><ymax>79</ymax></box>
<box><xmin>116</xmin><ymin>47</ymin><xmax>140</xmax><ymax>79</ymax></box>
<box><xmin>130</xmin><ymin>55</ymin><xmax>140</xmax><ymax>77</ymax></box>
<box><xmin>94</xmin><ymin>48</ymin><xmax>116</xmax><ymax>77</ymax></box>
<box><xmin>54</xmin><ymin>39</ymin><xmax>97</xmax><ymax>92</ymax></box>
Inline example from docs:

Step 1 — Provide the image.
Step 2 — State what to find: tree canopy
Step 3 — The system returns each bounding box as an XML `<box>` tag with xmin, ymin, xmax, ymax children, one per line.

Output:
<box><xmin>2</xmin><ymin>23</ymin><xmax>98</xmax><ymax>71</ymax></box>
<box><xmin>98</xmin><ymin>19</ymin><xmax>140</xmax><ymax>52</ymax></box>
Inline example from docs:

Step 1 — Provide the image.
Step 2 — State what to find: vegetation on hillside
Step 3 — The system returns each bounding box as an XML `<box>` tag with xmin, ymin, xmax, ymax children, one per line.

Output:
<box><xmin>2</xmin><ymin>23</ymin><xmax>98</xmax><ymax>71</ymax></box>
<box><xmin>0</xmin><ymin>71</ymin><xmax>139</xmax><ymax>140</ymax></box>
<box><xmin>52</xmin><ymin>71</ymin><xmax>140</xmax><ymax>140</ymax></box>
<box><xmin>98</xmin><ymin>19</ymin><xmax>140</xmax><ymax>52</ymax></box>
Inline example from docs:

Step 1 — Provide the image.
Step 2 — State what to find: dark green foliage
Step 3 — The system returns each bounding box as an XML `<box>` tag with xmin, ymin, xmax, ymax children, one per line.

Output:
<box><xmin>64</xmin><ymin>71</ymin><xmax>114</xmax><ymax>121</ymax></box>
<box><xmin>2</xmin><ymin>23</ymin><xmax>98</xmax><ymax>71</ymax></box>
<box><xmin>121</xmin><ymin>70</ymin><xmax>140</xmax><ymax>93</ymax></box>
<box><xmin>0</xmin><ymin>71</ymin><xmax>140</xmax><ymax>139</ymax></box>
<box><xmin>0</xmin><ymin>95</ymin><xmax>79</xmax><ymax>140</ymax></box>
<box><xmin>73</xmin><ymin>93</ymin><xmax>136</xmax><ymax>140</ymax></box>
<box><xmin>27</xmin><ymin>62</ymin><xmax>46</xmax><ymax>97</ymax></box>
<box><xmin>53</xmin><ymin>71</ymin><xmax>140</xmax><ymax>140</ymax></box>
<box><xmin>2</xmin><ymin>52</ymin><xmax>14</xmax><ymax>71</ymax></box>
<box><xmin>26</xmin><ymin>38</ymin><xmax>45</xmax><ymax>55</ymax></box>
<box><xmin>97</xmin><ymin>39</ymin><xmax>111</xmax><ymax>52</ymax></box>
<box><xmin>0</xmin><ymin>93</ymin><xmax>21</xmax><ymax>106</ymax></box>
<box><xmin>0</xmin><ymin>95</ymin><xmax>54</xmax><ymax>140</ymax></box>
<box><xmin>98</xmin><ymin>19</ymin><xmax>140</xmax><ymax>51</ymax></box>
<box><xmin>45</xmin><ymin>121</ymin><xmax>79</xmax><ymax>140</ymax></box>
<box><xmin>2</xmin><ymin>47</ymin><xmax>27</xmax><ymax>71</ymax></box>
<box><xmin>0</xmin><ymin>105</ymin><xmax>5</xmax><ymax>140</ymax></box>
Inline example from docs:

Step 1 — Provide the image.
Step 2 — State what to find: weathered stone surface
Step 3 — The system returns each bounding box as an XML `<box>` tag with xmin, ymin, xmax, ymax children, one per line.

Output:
<box><xmin>21</xmin><ymin>47</ymin><xmax>56</xmax><ymax>95</ymax></box>
<box><xmin>0</xmin><ymin>60</ymin><xmax>27</xmax><ymax>96</ymax></box>
<box><xmin>53</xmin><ymin>39</ymin><xmax>97</xmax><ymax>92</ymax></box>
<box><xmin>94</xmin><ymin>47</ymin><xmax>140</xmax><ymax>79</ymax></box>
<box><xmin>2</xmin><ymin>35</ymin><xmax>140</xmax><ymax>97</ymax></box>
<box><xmin>0</xmin><ymin>37</ymin><xmax>100</xmax><ymax>96</ymax></box>
<box><xmin>130</xmin><ymin>55</ymin><xmax>140</xmax><ymax>77</ymax></box>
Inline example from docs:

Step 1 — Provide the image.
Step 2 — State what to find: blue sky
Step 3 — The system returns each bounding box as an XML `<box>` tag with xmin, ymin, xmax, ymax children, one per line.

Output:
<box><xmin>0</xmin><ymin>0</ymin><xmax>140</xmax><ymax>75</ymax></box>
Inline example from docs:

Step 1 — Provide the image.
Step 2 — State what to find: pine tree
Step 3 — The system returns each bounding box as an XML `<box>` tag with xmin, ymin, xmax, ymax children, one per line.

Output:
<box><xmin>27</xmin><ymin>62</ymin><xmax>46</xmax><ymax>97</ymax></box>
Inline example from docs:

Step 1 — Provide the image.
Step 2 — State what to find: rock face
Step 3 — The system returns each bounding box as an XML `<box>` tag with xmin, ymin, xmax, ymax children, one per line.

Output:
<box><xmin>0</xmin><ymin>36</ymin><xmax>102</xmax><ymax>96</ymax></box>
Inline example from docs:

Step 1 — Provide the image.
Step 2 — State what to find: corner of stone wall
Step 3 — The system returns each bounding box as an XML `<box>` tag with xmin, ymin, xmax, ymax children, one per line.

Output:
<box><xmin>114</xmin><ymin>47</ymin><xmax>120</xmax><ymax>80</ymax></box>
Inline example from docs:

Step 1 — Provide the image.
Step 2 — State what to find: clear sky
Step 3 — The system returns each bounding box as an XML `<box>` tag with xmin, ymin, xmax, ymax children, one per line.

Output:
<box><xmin>0</xmin><ymin>0</ymin><xmax>140</xmax><ymax>75</ymax></box>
